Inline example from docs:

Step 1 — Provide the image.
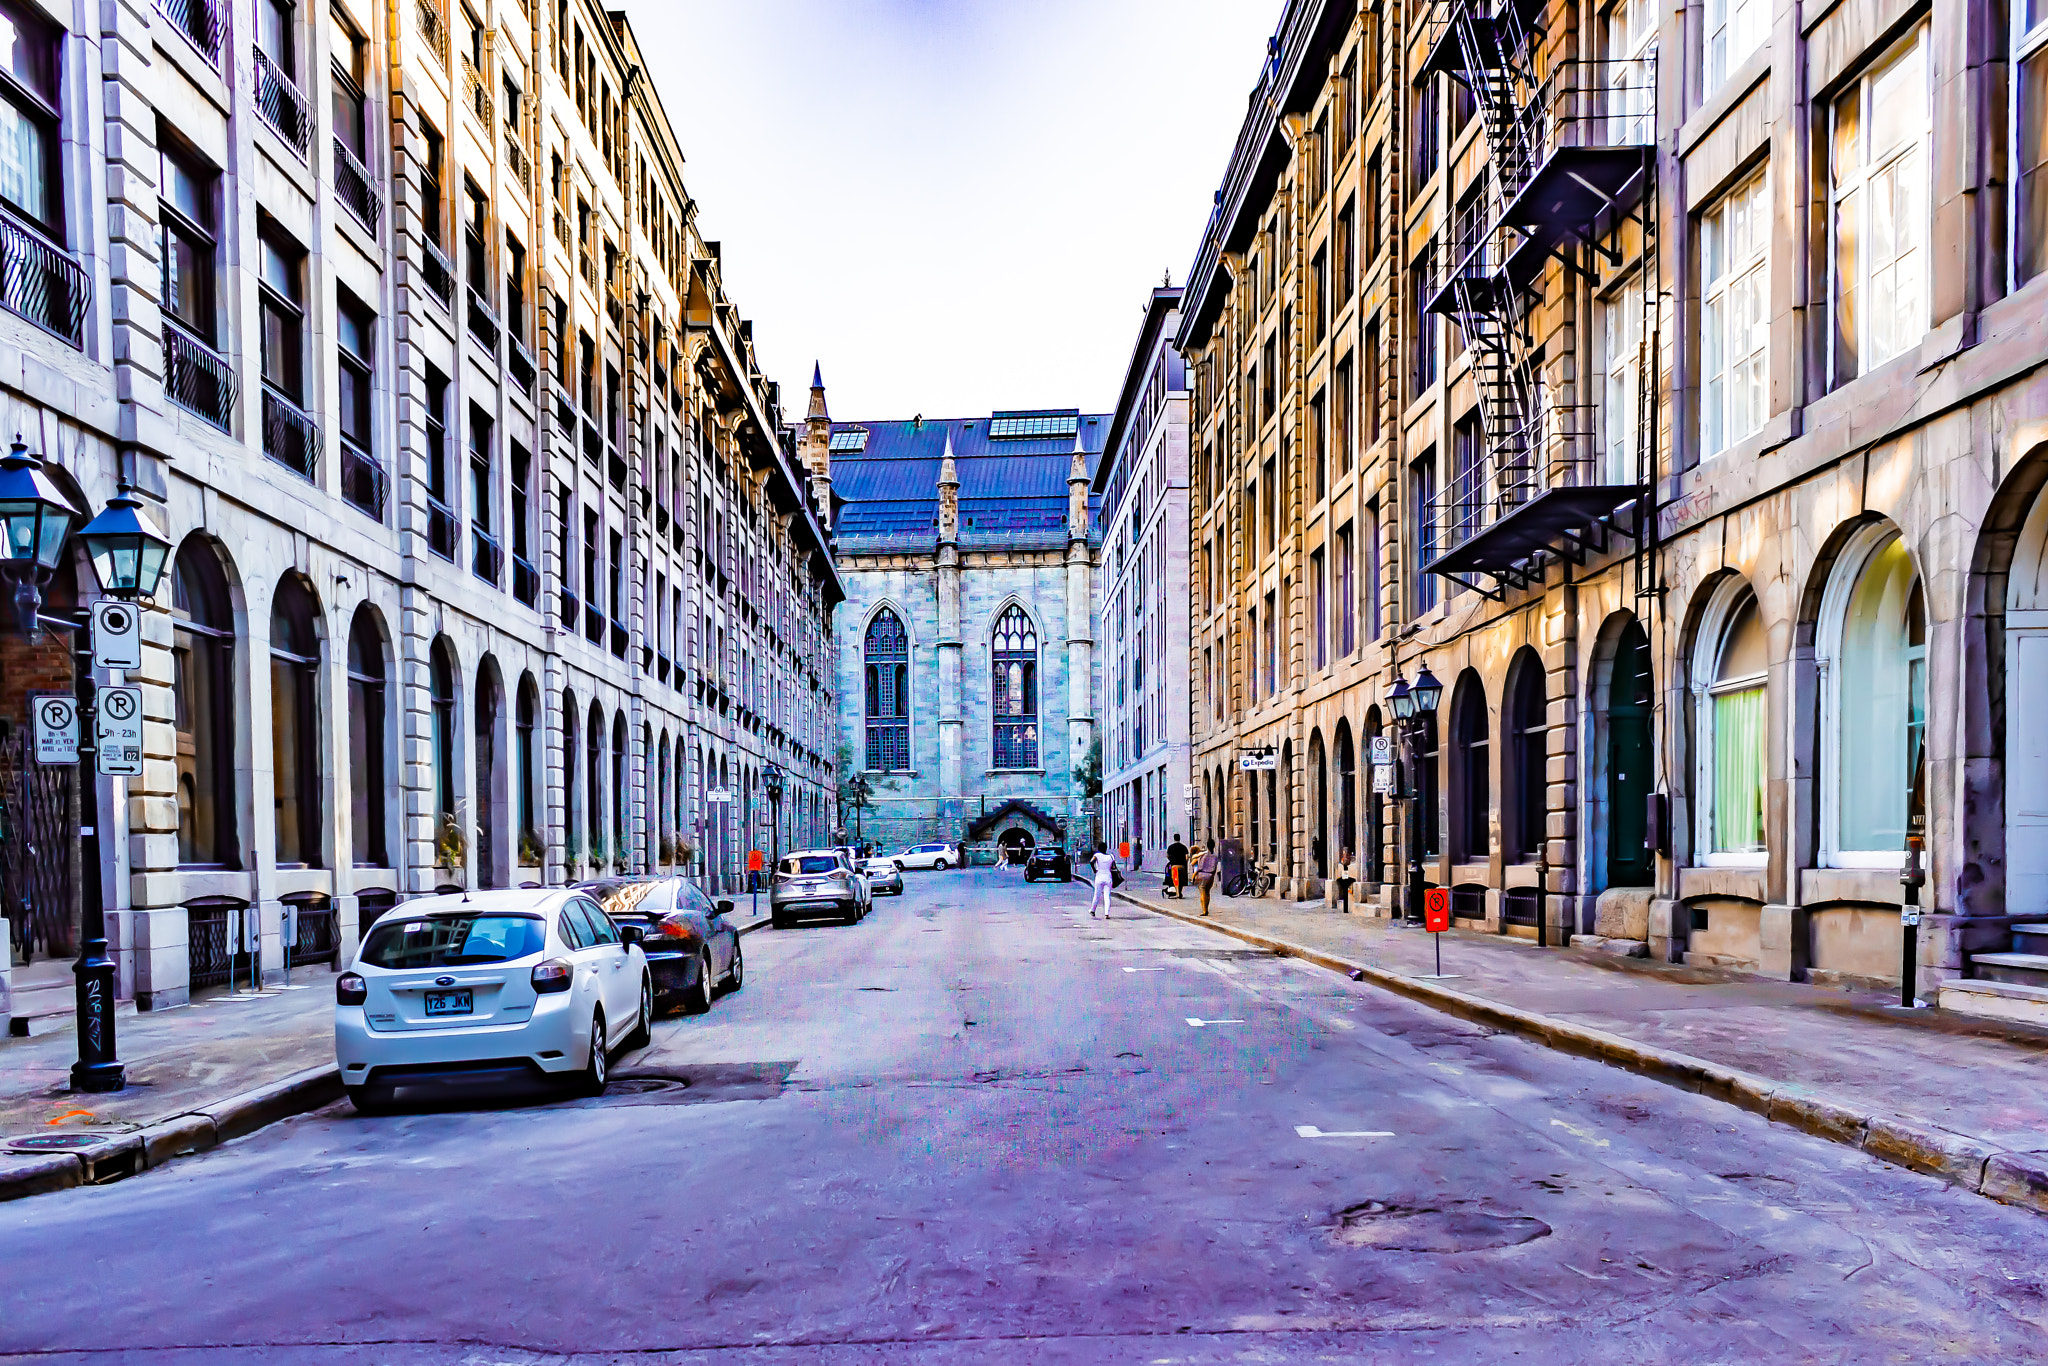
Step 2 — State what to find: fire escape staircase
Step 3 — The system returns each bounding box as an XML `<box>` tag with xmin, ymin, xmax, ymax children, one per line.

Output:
<box><xmin>1418</xmin><ymin>0</ymin><xmax>1659</xmax><ymax>600</ymax></box>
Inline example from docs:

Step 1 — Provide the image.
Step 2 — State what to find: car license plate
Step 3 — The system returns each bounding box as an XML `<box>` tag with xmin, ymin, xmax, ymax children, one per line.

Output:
<box><xmin>423</xmin><ymin>989</ymin><xmax>473</xmax><ymax>1017</ymax></box>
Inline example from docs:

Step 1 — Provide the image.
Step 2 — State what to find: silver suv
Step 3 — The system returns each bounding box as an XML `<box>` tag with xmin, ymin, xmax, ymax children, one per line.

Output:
<box><xmin>771</xmin><ymin>848</ymin><xmax>871</xmax><ymax>928</ymax></box>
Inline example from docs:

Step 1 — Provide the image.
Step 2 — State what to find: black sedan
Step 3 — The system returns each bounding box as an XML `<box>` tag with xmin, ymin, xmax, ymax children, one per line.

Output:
<box><xmin>578</xmin><ymin>876</ymin><xmax>742</xmax><ymax>1015</ymax></box>
<box><xmin>1023</xmin><ymin>845</ymin><xmax>1072</xmax><ymax>882</ymax></box>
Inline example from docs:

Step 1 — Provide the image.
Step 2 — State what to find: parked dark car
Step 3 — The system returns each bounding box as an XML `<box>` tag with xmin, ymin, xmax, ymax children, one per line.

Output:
<box><xmin>577</xmin><ymin>876</ymin><xmax>742</xmax><ymax>1014</ymax></box>
<box><xmin>1024</xmin><ymin>845</ymin><xmax>1072</xmax><ymax>882</ymax></box>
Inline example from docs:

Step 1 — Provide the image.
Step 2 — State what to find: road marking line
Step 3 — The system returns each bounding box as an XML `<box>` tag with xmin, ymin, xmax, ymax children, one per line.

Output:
<box><xmin>1549</xmin><ymin>1118</ymin><xmax>1611</xmax><ymax>1148</ymax></box>
<box><xmin>1122</xmin><ymin>966</ymin><xmax>1167</xmax><ymax>972</ymax></box>
<box><xmin>1295</xmin><ymin>1125</ymin><xmax>1395</xmax><ymax>1139</ymax></box>
<box><xmin>1185</xmin><ymin>1017</ymin><xmax>1245</xmax><ymax>1027</ymax></box>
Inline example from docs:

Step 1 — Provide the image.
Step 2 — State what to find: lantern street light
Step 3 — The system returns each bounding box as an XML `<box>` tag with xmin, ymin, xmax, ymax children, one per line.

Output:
<box><xmin>1389</xmin><ymin>665</ymin><xmax>1442</xmax><ymax>928</ymax></box>
<box><xmin>0</xmin><ymin>439</ymin><xmax>173</xmax><ymax>1093</ymax></box>
<box><xmin>762</xmin><ymin>762</ymin><xmax>785</xmax><ymax>870</ymax></box>
<box><xmin>845</xmin><ymin>772</ymin><xmax>871</xmax><ymax>847</ymax></box>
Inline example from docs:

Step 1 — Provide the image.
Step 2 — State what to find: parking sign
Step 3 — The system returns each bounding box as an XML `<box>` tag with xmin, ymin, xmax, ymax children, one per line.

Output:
<box><xmin>96</xmin><ymin>684</ymin><xmax>144</xmax><ymax>777</ymax></box>
<box><xmin>31</xmin><ymin>694</ymin><xmax>77</xmax><ymax>765</ymax></box>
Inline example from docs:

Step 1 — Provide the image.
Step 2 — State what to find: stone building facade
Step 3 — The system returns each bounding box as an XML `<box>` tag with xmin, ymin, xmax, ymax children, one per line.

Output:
<box><xmin>1179</xmin><ymin>0</ymin><xmax>2048</xmax><ymax>1015</ymax></box>
<box><xmin>813</xmin><ymin>391</ymin><xmax>1103</xmax><ymax>856</ymax></box>
<box><xmin>1095</xmin><ymin>287</ymin><xmax>1193</xmax><ymax>875</ymax></box>
<box><xmin>0</xmin><ymin>0</ymin><xmax>838</xmax><ymax>1007</ymax></box>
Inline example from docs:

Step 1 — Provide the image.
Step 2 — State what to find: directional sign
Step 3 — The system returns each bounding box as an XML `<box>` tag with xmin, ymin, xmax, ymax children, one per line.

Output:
<box><xmin>31</xmin><ymin>693</ymin><xmax>77</xmax><ymax>765</ymax></box>
<box><xmin>90</xmin><ymin>601</ymin><xmax>142</xmax><ymax>670</ymax></box>
<box><xmin>96</xmin><ymin>684</ymin><xmax>144</xmax><ymax>776</ymax></box>
<box><xmin>1424</xmin><ymin>886</ymin><xmax>1451</xmax><ymax>933</ymax></box>
<box><xmin>1368</xmin><ymin>735</ymin><xmax>1393</xmax><ymax>767</ymax></box>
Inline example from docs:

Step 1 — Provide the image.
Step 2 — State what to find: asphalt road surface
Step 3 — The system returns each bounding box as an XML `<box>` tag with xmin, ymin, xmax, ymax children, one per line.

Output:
<box><xmin>3</xmin><ymin>869</ymin><xmax>2045</xmax><ymax>1364</ymax></box>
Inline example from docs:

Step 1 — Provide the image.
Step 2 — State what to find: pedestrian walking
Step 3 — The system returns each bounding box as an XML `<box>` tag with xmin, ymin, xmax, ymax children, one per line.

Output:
<box><xmin>1087</xmin><ymin>844</ymin><xmax>1117</xmax><ymax>918</ymax></box>
<box><xmin>1194</xmin><ymin>840</ymin><xmax>1219</xmax><ymax>916</ymax></box>
<box><xmin>1327</xmin><ymin>848</ymin><xmax>1357</xmax><ymax>914</ymax></box>
<box><xmin>1165</xmin><ymin>833</ymin><xmax>1190</xmax><ymax>899</ymax></box>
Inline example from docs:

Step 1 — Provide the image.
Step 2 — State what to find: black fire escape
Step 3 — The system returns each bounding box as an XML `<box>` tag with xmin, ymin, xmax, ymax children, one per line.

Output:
<box><xmin>1419</xmin><ymin>0</ymin><xmax>1658</xmax><ymax>599</ymax></box>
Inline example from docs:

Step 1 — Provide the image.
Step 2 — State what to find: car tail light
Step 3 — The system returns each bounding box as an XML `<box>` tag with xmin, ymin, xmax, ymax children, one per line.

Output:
<box><xmin>827</xmin><ymin>869</ymin><xmax>850</xmax><ymax>883</ymax></box>
<box><xmin>336</xmin><ymin>973</ymin><xmax>368</xmax><ymax>1006</ymax></box>
<box><xmin>652</xmin><ymin>914</ymin><xmax>697</xmax><ymax>941</ymax></box>
<box><xmin>531</xmin><ymin>959</ymin><xmax>574</xmax><ymax>994</ymax></box>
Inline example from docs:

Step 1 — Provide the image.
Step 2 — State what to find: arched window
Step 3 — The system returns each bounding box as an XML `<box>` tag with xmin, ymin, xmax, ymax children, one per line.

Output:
<box><xmin>515</xmin><ymin>676</ymin><xmax>539</xmax><ymax>860</ymax></box>
<box><xmin>429</xmin><ymin>640</ymin><xmax>457</xmax><ymax>844</ymax></box>
<box><xmin>1452</xmin><ymin>673</ymin><xmax>1489</xmax><ymax>859</ymax></box>
<box><xmin>1699</xmin><ymin>587</ymin><xmax>1768</xmax><ymax>859</ymax></box>
<box><xmin>1361</xmin><ymin>710</ymin><xmax>1383</xmax><ymax>883</ymax></box>
<box><xmin>657</xmin><ymin>731</ymin><xmax>671</xmax><ymax>857</ymax></box>
<box><xmin>561</xmin><ymin>690</ymin><xmax>579</xmax><ymax>866</ymax></box>
<box><xmin>173</xmin><ymin>542</ymin><xmax>238</xmax><ymax>867</ymax></box>
<box><xmin>1606</xmin><ymin>623</ymin><xmax>1655</xmax><ymax>886</ymax></box>
<box><xmin>864</xmin><ymin>608</ymin><xmax>909</xmax><ymax>771</ymax></box>
<box><xmin>346</xmin><ymin>609</ymin><xmax>387</xmax><ymax>867</ymax></box>
<box><xmin>474</xmin><ymin>664</ymin><xmax>501</xmax><ymax>889</ymax></box>
<box><xmin>992</xmin><ymin>605</ymin><xmax>1039</xmax><ymax>769</ymax></box>
<box><xmin>267</xmin><ymin>576</ymin><xmax>321</xmax><ymax>865</ymax></box>
<box><xmin>1831</xmin><ymin>532</ymin><xmax>1926</xmax><ymax>861</ymax></box>
<box><xmin>1507</xmin><ymin>651</ymin><xmax>1547</xmax><ymax>863</ymax></box>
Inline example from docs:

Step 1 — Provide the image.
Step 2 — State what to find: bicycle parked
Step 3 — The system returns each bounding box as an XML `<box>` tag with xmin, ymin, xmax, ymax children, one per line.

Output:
<box><xmin>1223</xmin><ymin>860</ymin><xmax>1274</xmax><ymax>898</ymax></box>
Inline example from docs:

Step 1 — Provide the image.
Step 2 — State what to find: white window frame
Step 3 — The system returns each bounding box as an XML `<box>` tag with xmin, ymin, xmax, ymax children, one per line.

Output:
<box><xmin>1702</xmin><ymin>0</ymin><xmax>1767</xmax><ymax>94</ymax></box>
<box><xmin>1700</xmin><ymin>168</ymin><xmax>1769</xmax><ymax>458</ymax></box>
<box><xmin>1815</xmin><ymin>522</ymin><xmax>1918</xmax><ymax>870</ymax></box>
<box><xmin>2011</xmin><ymin>2</ymin><xmax>2048</xmax><ymax>290</ymax></box>
<box><xmin>1827</xmin><ymin>25</ymin><xmax>1932</xmax><ymax>381</ymax></box>
<box><xmin>1607</xmin><ymin>0</ymin><xmax>1657</xmax><ymax>144</ymax></box>
<box><xmin>1690</xmin><ymin>578</ymin><xmax>1770</xmax><ymax>868</ymax></box>
<box><xmin>1600</xmin><ymin>274</ymin><xmax>1644</xmax><ymax>484</ymax></box>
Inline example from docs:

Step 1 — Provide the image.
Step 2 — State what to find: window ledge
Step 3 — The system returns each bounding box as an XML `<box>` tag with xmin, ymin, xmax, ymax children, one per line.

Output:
<box><xmin>1678</xmin><ymin>49</ymin><xmax>1772</xmax><ymax>159</ymax></box>
<box><xmin>987</xmin><ymin>769</ymin><xmax>1046</xmax><ymax>776</ymax></box>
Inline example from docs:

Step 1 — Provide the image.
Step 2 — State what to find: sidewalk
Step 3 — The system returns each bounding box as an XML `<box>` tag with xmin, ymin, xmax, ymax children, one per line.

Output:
<box><xmin>1115</xmin><ymin>872</ymin><xmax>2048</xmax><ymax>1210</ymax></box>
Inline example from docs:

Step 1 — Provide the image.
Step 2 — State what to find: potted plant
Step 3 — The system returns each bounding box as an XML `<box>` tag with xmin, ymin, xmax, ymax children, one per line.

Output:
<box><xmin>518</xmin><ymin>828</ymin><xmax>545</xmax><ymax>870</ymax></box>
<box><xmin>437</xmin><ymin>811</ymin><xmax>468</xmax><ymax>880</ymax></box>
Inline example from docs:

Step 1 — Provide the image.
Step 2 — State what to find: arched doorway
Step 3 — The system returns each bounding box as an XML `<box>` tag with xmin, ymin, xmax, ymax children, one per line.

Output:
<box><xmin>1310</xmin><ymin>729</ymin><xmax>1328</xmax><ymax>879</ymax></box>
<box><xmin>997</xmin><ymin>827</ymin><xmax>1036</xmax><ymax>864</ymax></box>
<box><xmin>1608</xmin><ymin>620</ymin><xmax>1655</xmax><ymax>886</ymax></box>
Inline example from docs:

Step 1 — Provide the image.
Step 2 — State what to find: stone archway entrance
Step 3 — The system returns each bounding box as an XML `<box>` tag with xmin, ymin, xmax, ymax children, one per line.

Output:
<box><xmin>1607</xmin><ymin>620</ymin><xmax>1655</xmax><ymax>888</ymax></box>
<box><xmin>997</xmin><ymin>828</ymin><xmax>1036</xmax><ymax>864</ymax></box>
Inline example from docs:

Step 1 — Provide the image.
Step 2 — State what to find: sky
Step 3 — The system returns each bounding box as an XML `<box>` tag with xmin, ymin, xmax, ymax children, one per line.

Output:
<box><xmin>622</xmin><ymin>0</ymin><xmax>1285</xmax><ymax>422</ymax></box>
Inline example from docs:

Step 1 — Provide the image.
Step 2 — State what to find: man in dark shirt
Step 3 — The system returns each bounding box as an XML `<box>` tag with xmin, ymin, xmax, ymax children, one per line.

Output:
<box><xmin>1164</xmin><ymin>834</ymin><xmax>1190</xmax><ymax>898</ymax></box>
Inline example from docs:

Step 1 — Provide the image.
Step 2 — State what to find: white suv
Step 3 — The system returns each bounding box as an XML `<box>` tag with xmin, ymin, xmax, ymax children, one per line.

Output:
<box><xmin>334</xmin><ymin>889</ymin><xmax>651</xmax><ymax>1111</ymax></box>
<box><xmin>894</xmin><ymin>843</ymin><xmax>956</xmax><ymax>870</ymax></box>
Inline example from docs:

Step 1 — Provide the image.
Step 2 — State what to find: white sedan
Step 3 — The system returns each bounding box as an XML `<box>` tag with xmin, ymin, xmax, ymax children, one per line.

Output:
<box><xmin>334</xmin><ymin>889</ymin><xmax>652</xmax><ymax>1112</ymax></box>
<box><xmin>894</xmin><ymin>842</ymin><xmax>956</xmax><ymax>870</ymax></box>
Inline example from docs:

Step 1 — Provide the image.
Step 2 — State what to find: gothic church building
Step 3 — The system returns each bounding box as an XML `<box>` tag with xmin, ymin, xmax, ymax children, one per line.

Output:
<box><xmin>800</xmin><ymin>375</ymin><xmax>1104</xmax><ymax>853</ymax></box>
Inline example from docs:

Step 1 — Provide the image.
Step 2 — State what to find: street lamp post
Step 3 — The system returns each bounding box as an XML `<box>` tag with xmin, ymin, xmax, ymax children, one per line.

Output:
<box><xmin>845</xmin><ymin>772</ymin><xmax>870</xmax><ymax>847</ymax></box>
<box><xmin>762</xmin><ymin>762</ymin><xmax>784</xmax><ymax>870</ymax></box>
<box><xmin>1388</xmin><ymin>665</ymin><xmax>1442</xmax><ymax>928</ymax></box>
<box><xmin>0</xmin><ymin>442</ymin><xmax>172</xmax><ymax>1093</ymax></box>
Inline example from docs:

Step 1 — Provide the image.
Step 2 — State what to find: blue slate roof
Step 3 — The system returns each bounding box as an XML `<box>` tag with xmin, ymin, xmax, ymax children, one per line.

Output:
<box><xmin>831</xmin><ymin>412</ymin><xmax>1109</xmax><ymax>553</ymax></box>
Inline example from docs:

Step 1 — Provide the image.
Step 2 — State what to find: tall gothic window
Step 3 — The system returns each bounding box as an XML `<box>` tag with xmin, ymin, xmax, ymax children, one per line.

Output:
<box><xmin>992</xmin><ymin>605</ymin><xmax>1040</xmax><ymax>770</ymax></box>
<box><xmin>864</xmin><ymin>608</ymin><xmax>910</xmax><ymax>772</ymax></box>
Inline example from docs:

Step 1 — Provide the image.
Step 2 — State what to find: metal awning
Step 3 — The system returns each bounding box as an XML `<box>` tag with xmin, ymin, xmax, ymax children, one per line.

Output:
<box><xmin>1426</xmin><ymin>484</ymin><xmax>1644</xmax><ymax>591</ymax></box>
<box><xmin>1501</xmin><ymin>146</ymin><xmax>1652</xmax><ymax>257</ymax></box>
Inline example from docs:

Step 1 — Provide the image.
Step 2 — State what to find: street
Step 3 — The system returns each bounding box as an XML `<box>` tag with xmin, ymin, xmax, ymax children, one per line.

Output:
<box><xmin>3</xmin><ymin>869</ymin><xmax>2044</xmax><ymax>1365</ymax></box>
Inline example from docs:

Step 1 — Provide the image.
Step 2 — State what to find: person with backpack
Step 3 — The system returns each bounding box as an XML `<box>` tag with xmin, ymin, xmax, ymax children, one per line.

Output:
<box><xmin>1087</xmin><ymin>843</ymin><xmax>1118</xmax><ymax>918</ymax></box>
<box><xmin>1194</xmin><ymin>840</ymin><xmax>1219</xmax><ymax>916</ymax></box>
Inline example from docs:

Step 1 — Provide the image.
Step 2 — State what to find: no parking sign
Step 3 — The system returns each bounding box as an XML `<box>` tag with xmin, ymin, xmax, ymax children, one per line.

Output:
<box><xmin>1424</xmin><ymin>886</ymin><xmax>1451</xmax><ymax>933</ymax></box>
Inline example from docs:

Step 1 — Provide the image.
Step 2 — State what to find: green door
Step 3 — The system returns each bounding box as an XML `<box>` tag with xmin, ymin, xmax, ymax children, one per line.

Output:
<box><xmin>1608</xmin><ymin>623</ymin><xmax>1655</xmax><ymax>887</ymax></box>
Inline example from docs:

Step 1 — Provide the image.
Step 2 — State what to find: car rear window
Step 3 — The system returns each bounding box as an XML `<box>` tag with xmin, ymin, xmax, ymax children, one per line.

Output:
<box><xmin>784</xmin><ymin>855</ymin><xmax>840</xmax><ymax>875</ymax></box>
<box><xmin>590</xmin><ymin>880</ymin><xmax>677</xmax><ymax>918</ymax></box>
<box><xmin>360</xmin><ymin>915</ymin><xmax>545</xmax><ymax>969</ymax></box>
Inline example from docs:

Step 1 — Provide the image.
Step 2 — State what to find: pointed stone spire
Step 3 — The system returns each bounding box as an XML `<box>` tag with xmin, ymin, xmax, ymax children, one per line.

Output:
<box><xmin>806</xmin><ymin>362</ymin><xmax>829</xmax><ymax>422</ymax></box>
<box><xmin>937</xmin><ymin>428</ymin><xmax>960</xmax><ymax>543</ymax></box>
<box><xmin>799</xmin><ymin>363</ymin><xmax>833</xmax><ymax>530</ymax></box>
<box><xmin>1067</xmin><ymin>426</ymin><xmax>1091</xmax><ymax>540</ymax></box>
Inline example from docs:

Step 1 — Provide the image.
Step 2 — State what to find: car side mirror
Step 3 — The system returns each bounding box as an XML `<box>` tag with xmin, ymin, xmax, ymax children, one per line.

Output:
<box><xmin>715</xmin><ymin>899</ymin><xmax>734</xmax><ymax>916</ymax></box>
<box><xmin>619</xmin><ymin>924</ymin><xmax>645</xmax><ymax>947</ymax></box>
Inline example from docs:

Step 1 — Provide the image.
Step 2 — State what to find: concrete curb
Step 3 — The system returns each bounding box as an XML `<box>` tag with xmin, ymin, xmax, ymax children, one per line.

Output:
<box><xmin>2</xmin><ymin>926</ymin><xmax>784</xmax><ymax>1206</ymax></box>
<box><xmin>1117</xmin><ymin>889</ymin><xmax>2048</xmax><ymax>1218</ymax></box>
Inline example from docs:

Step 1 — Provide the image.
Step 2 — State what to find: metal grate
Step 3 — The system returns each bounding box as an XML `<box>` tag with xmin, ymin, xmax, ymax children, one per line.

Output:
<box><xmin>287</xmin><ymin>902</ymin><xmax>339</xmax><ymax>968</ymax></box>
<box><xmin>1502</xmin><ymin>886</ymin><xmax>1540</xmax><ymax>926</ymax></box>
<box><xmin>0</xmin><ymin>730</ymin><xmax>73</xmax><ymax>961</ymax></box>
<box><xmin>186</xmin><ymin>900</ymin><xmax>248</xmax><ymax>993</ymax></box>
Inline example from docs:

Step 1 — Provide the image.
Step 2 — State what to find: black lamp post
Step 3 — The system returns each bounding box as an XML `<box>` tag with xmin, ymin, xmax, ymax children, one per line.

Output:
<box><xmin>762</xmin><ymin>762</ymin><xmax>784</xmax><ymax>869</ymax></box>
<box><xmin>1389</xmin><ymin>665</ymin><xmax>1441</xmax><ymax>928</ymax></box>
<box><xmin>0</xmin><ymin>441</ymin><xmax>172</xmax><ymax>1093</ymax></box>
<box><xmin>845</xmin><ymin>772</ymin><xmax>870</xmax><ymax>846</ymax></box>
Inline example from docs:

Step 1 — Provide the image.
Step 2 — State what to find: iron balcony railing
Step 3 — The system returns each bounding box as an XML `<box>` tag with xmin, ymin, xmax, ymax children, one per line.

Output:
<box><xmin>1427</xmin><ymin>401</ymin><xmax>1598</xmax><ymax>557</ymax></box>
<box><xmin>426</xmin><ymin>494</ymin><xmax>458</xmax><ymax>560</ymax></box>
<box><xmin>584</xmin><ymin>602</ymin><xmax>604</xmax><ymax>643</ymax></box>
<box><xmin>340</xmin><ymin>435</ymin><xmax>387</xmax><ymax>517</ymax></box>
<box><xmin>504</xmin><ymin>132</ymin><xmax>532</xmax><ymax>192</ymax></box>
<box><xmin>163</xmin><ymin>320</ymin><xmax>237</xmax><ymax>431</ymax></box>
<box><xmin>466</xmin><ymin>289</ymin><xmax>501</xmax><ymax>350</ymax></box>
<box><xmin>472</xmin><ymin>527</ymin><xmax>502</xmax><ymax>585</ymax></box>
<box><xmin>253</xmin><ymin>46</ymin><xmax>311</xmax><ymax>158</ymax></box>
<box><xmin>560</xmin><ymin>587</ymin><xmax>578</xmax><ymax>626</ymax></box>
<box><xmin>581</xmin><ymin>418</ymin><xmax>603</xmax><ymax>466</ymax></box>
<box><xmin>553</xmin><ymin>210</ymin><xmax>570</xmax><ymax>249</ymax></box>
<box><xmin>610</xmin><ymin>621</ymin><xmax>627</xmax><ymax>658</ymax></box>
<box><xmin>508</xmin><ymin>336</ymin><xmax>537</xmax><ymax>394</ymax></box>
<box><xmin>416</xmin><ymin>0</ymin><xmax>449</xmax><ymax>67</ymax></box>
<box><xmin>0</xmin><ymin>213</ymin><xmax>89</xmax><ymax>346</ymax></box>
<box><xmin>1490</xmin><ymin>55</ymin><xmax>1658</xmax><ymax>211</ymax></box>
<box><xmin>462</xmin><ymin>55</ymin><xmax>493</xmax><ymax>126</ymax></box>
<box><xmin>552</xmin><ymin>386</ymin><xmax>575</xmax><ymax>435</ymax></box>
<box><xmin>513</xmin><ymin>554</ymin><xmax>538</xmax><ymax>606</ymax></box>
<box><xmin>419</xmin><ymin>236</ymin><xmax>455</xmax><ymax>308</ymax></box>
<box><xmin>156</xmin><ymin>0</ymin><xmax>225</xmax><ymax>64</ymax></box>
<box><xmin>261</xmin><ymin>386</ymin><xmax>320</xmax><ymax>480</ymax></box>
<box><xmin>333</xmin><ymin>137</ymin><xmax>382</xmax><ymax>230</ymax></box>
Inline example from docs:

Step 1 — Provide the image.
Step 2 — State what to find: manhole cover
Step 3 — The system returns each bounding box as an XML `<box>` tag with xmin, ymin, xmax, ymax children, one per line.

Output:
<box><xmin>1331</xmin><ymin>1201</ymin><xmax>1550</xmax><ymax>1253</ymax></box>
<box><xmin>7</xmin><ymin>1134</ymin><xmax>108</xmax><ymax>1153</ymax></box>
<box><xmin>591</xmin><ymin>1063</ymin><xmax>796</xmax><ymax>1108</ymax></box>
<box><xmin>606</xmin><ymin>1077</ymin><xmax>688</xmax><ymax>1097</ymax></box>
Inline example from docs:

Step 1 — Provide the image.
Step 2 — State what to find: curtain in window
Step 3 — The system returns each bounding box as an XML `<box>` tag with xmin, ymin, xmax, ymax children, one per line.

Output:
<box><xmin>1713</xmin><ymin>686</ymin><xmax>1766</xmax><ymax>852</ymax></box>
<box><xmin>1839</xmin><ymin>537</ymin><xmax>1920</xmax><ymax>851</ymax></box>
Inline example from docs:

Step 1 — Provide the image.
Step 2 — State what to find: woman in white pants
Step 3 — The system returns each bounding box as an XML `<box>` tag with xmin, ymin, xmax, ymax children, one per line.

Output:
<box><xmin>1087</xmin><ymin>845</ymin><xmax>1117</xmax><ymax>918</ymax></box>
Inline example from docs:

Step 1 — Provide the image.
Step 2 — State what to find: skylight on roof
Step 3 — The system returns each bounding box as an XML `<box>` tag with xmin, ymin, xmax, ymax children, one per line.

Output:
<box><xmin>829</xmin><ymin>428</ymin><xmax>869</xmax><ymax>453</ymax></box>
<box><xmin>988</xmin><ymin>412</ymin><xmax>1080</xmax><ymax>440</ymax></box>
